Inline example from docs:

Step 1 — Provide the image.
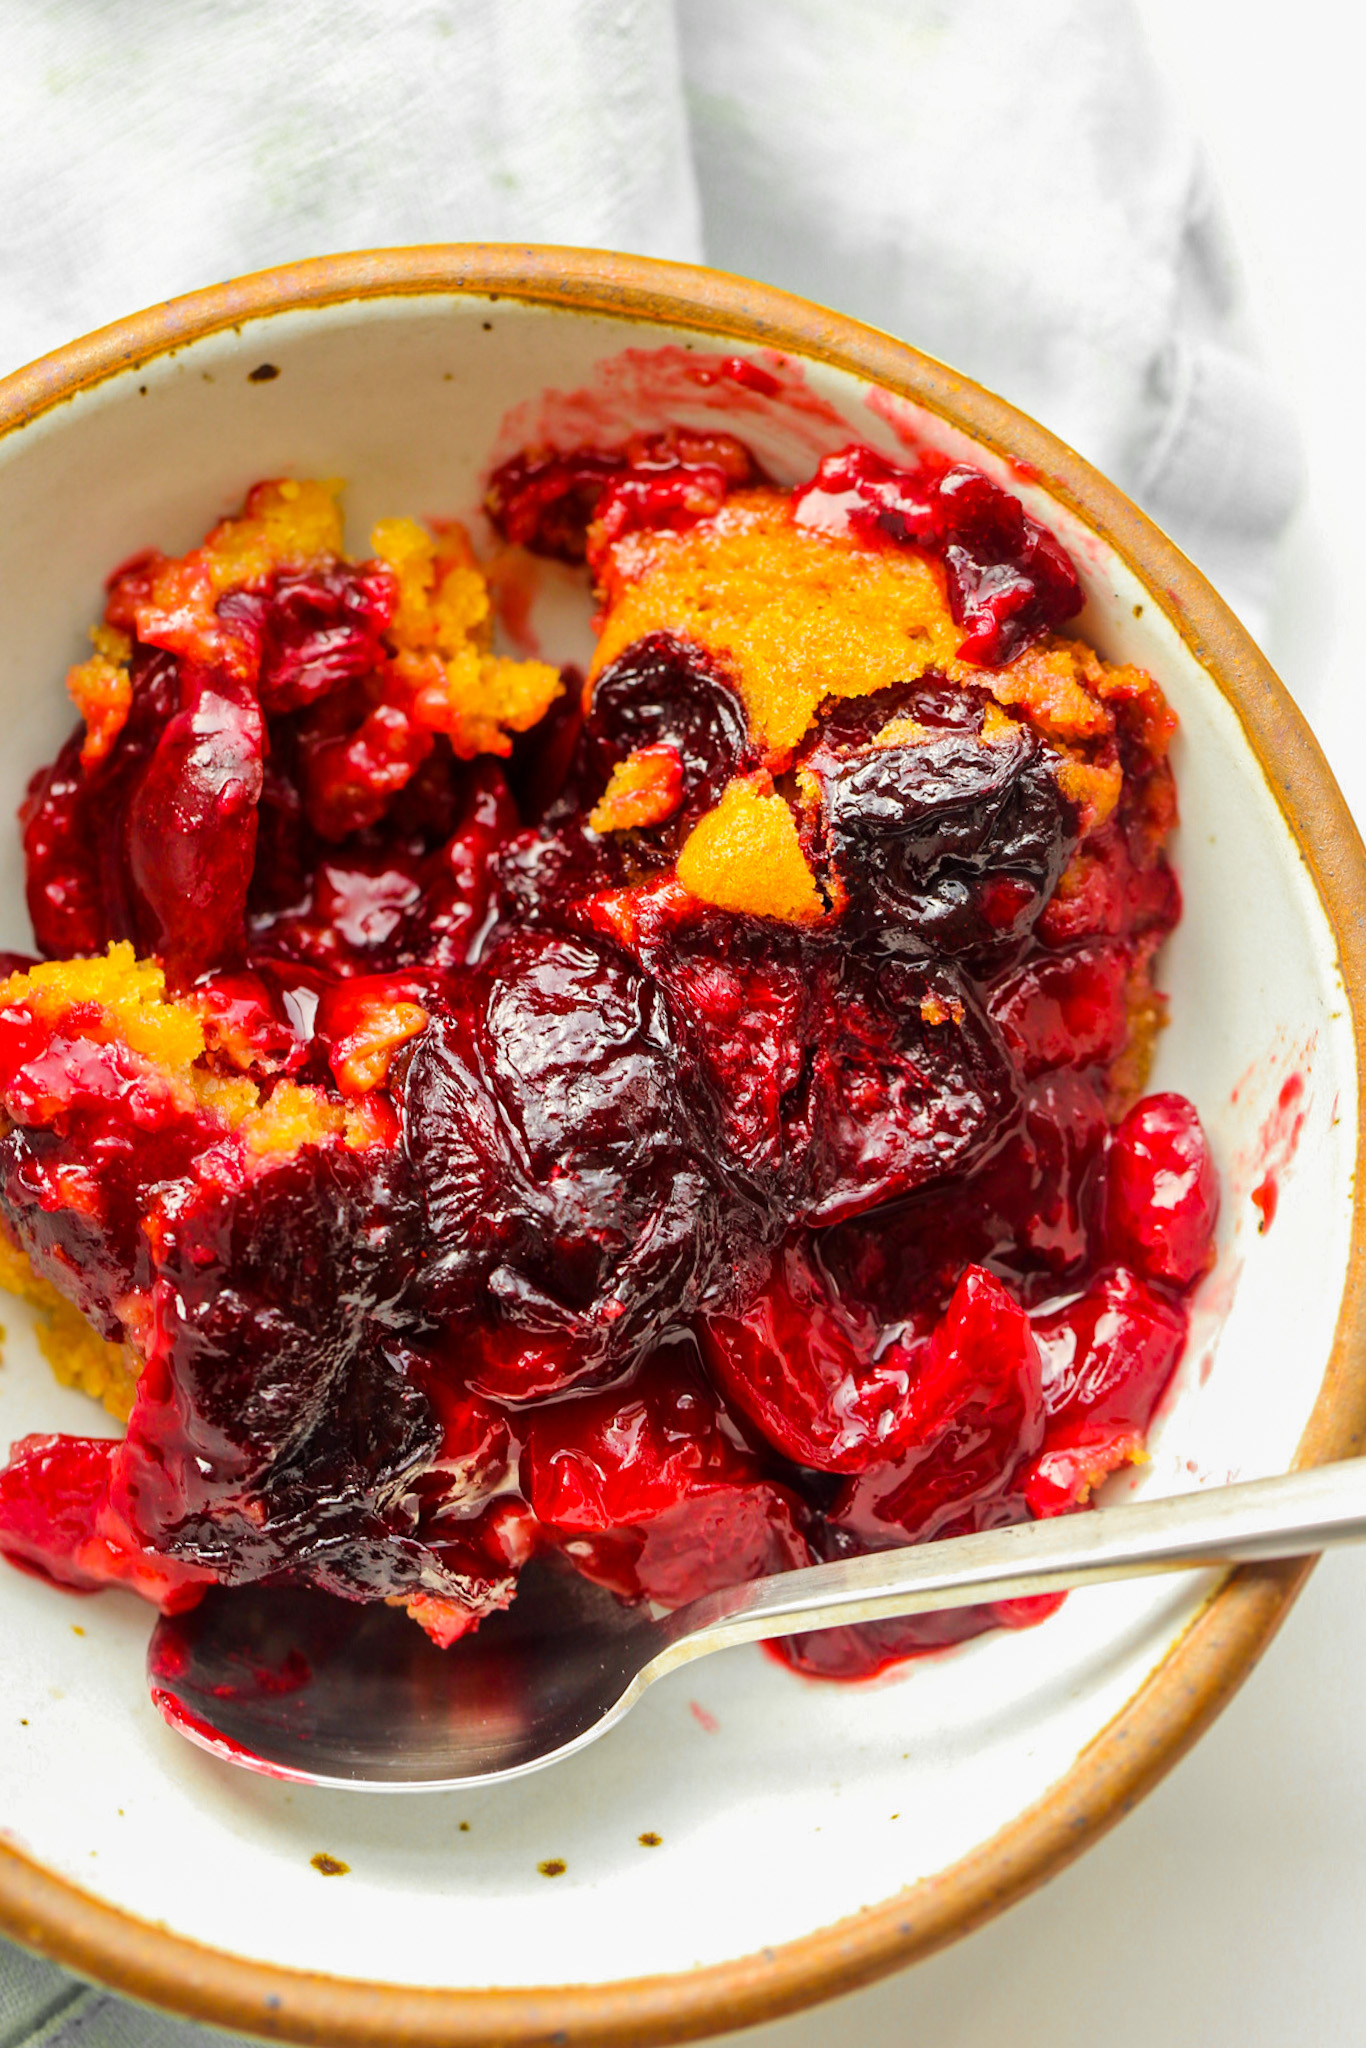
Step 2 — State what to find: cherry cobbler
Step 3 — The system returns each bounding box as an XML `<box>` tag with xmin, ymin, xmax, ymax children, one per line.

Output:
<box><xmin>0</xmin><ymin>426</ymin><xmax>1216</xmax><ymax>1679</ymax></box>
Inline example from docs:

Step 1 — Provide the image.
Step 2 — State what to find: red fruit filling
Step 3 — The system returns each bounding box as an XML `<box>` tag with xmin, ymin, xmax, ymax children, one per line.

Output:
<box><xmin>791</xmin><ymin>445</ymin><xmax>1085</xmax><ymax>664</ymax></box>
<box><xmin>0</xmin><ymin>436</ymin><xmax>1215</xmax><ymax>1682</ymax></box>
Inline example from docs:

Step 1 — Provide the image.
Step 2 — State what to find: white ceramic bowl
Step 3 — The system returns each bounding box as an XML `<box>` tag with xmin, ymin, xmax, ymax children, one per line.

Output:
<box><xmin>0</xmin><ymin>248</ymin><xmax>1363</xmax><ymax>2048</ymax></box>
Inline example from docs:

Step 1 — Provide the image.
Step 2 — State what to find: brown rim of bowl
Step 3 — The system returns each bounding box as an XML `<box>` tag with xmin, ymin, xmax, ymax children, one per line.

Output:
<box><xmin>0</xmin><ymin>244</ymin><xmax>1363</xmax><ymax>2047</ymax></box>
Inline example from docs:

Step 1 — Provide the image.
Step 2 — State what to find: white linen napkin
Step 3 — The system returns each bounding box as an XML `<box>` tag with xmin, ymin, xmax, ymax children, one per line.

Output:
<box><xmin>0</xmin><ymin>3</ymin><xmax>1299</xmax><ymax>2043</ymax></box>
<box><xmin>677</xmin><ymin>0</ymin><xmax>1301</xmax><ymax>629</ymax></box>
<box><xmin>1</xmin><ymin>0</ymin><xmax>1297</xmax><ymax>627</ymax></box>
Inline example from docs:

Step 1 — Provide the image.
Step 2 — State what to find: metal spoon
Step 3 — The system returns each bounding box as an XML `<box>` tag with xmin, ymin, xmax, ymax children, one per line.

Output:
<box><xmin>147</xmin><ymin>1459</ymin><xmax>1366</xmax><ymax>1791</ymax></box>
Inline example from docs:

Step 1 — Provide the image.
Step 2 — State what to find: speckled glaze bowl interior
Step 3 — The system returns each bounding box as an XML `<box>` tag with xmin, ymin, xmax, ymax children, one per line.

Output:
<box><xmin>0</xmin><ymin>248</ymin><xmax>1363</xmax><ymax>2048</ymax></box>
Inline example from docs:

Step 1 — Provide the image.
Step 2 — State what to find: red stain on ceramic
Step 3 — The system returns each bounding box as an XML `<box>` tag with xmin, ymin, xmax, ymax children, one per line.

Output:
<box><xmin>1229</xmin><ymin>1045</ymin><xmax>1273</xmax><ymax>1110</ymax></box>
<box><xmin>1239</xmin><ymin>1072</ymin><xmax>1308</xmax><ymax>1237</ymax></box>
<box><xmin>1182</xmin><ymin>1253</ymin><xmax>1246</xmax><ymax>1389</ymax></box>
<box><xmin>866</xmin><ymin>389</ymin><xmax>1049</xmax><ymax>490</ymax></box>
<box><xmin>1247</xmin><ymin>1071</ymin><xmax>1308</xmax><ymax>1221</ymax></box>
<box><xmin>861</xmin><ymin>388</ymin><xmax>1108</xmax><ymax>571</ymax></box>
<box><xmin>691</xmin><ymin>356</ymin><xmax>784</xmax><ymax>399</ymax></box>
<box><xmin>1178</xmin><ymin>1045</ymin><xmax>1315</xmax><ymax>1397</ymax></box>
<box><xmin>148</xmin><ymin>1689</ymin><xmax>303</xmax><ymax>1782</ymax></box>
<box><xmin>862</xmin><ymin>385</ymin><xmax>927</xmax><ymax>456</ymax></box>
<box><xmin>689</xmin><ymin>1700</ymin><xmax>720</xmax><ymax>1734</ymax></box>
<box><xmin>483</xmin><ymin>545</ymin><xmax>546</xmax><ymax>657</ymax></box>
<box><xmin>490</xmin><ymin>345</ymin><xmax>850</xmax><ymax>477</ymax></box>
<box><xmin>862</xmin><ymin>385</ymin><xmax>983</xmax><ymax>477</ymax></box>
<box><xmin>1226</xmin><ymin>1042</ymin><xmax>1314</xmax><ymax>1215</ymax></box>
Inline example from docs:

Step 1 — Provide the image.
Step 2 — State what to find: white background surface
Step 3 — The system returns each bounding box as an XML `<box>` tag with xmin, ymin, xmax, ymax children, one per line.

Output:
<box><xmin>729</xmin><ymin>5</ymin><xmax>1366</xmax><ymax>2044</ymax></box>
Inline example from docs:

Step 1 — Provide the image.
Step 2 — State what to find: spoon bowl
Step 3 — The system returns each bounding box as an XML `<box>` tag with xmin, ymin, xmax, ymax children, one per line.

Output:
<box><xmin>149</xmin><ymin>1459</ymin><xmax>1366</xmax><ymax>1790</ymax></box>
<box><xmin>148</xmin><ymin>1564</ymin><xmax>661</xmax><ymax>1788</ymax></box>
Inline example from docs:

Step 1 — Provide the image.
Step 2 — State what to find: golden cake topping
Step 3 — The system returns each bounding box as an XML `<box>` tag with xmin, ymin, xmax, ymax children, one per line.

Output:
<box><xmin>66</xmin><ymin>625</ymin><xmax>134</xmax><ymax>766</ymax></box>
<box><xmin>107</xmin><ymin>478</ymin><xmax>347</xmax><ymax>678</ymax></box>
<box><xmin>0</xmin><ymin>1230</ymin><xmax>138</xmax><ymax>1422</ymax></box>
<box><xmin>0</xmin><ymin>945</ymin><xmax>206</xmax><ymax>1072</ymax></box>
<box><xmin>676</xmin><ymin>774</ymin><xmax>824</xmax><ymax>924</ymax></box>
<box><xmin>374</xmin><ymin>516</ymin><xmax>562</xmax><ymax>759</ymax></box>
<box><xmin>591</xmin><ymin>494</ymin><xmax>964</xmax><ymax>762</ymax></box>
<box><xmin>588</xmin><ymin>745</ymin><xmax>685</xmax><ymax>834</ymax></box>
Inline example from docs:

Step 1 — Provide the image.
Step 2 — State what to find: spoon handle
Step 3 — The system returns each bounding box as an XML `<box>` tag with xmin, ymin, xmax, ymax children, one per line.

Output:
<box><xmin>653</xmin><ymin>1459</ymin><xmax>1366</xmax><ymax>1669</ymax></box>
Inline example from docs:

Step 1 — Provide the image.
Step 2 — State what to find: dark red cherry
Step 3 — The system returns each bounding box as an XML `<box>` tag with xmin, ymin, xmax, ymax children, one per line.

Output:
<box><xmin>1104</xmin><ymin>1093</ymin><xmax>1219</xmax><ymax>1287</ymax></box>
<box><xmin>793</xmin><ymin>444</ymin><xmax>1083</xmax><ymax>665</ymax></box>
<box><xmin>700</xmin><ymin>1238</ymin><xmax>924</xmax><ymax>1474</ymax></box>
<box><xmin>402</xmin><ymin>930</ymin><xmax>754</xmax><ymax>1395</ymax></box>
<box><xmin>521</xmin><ymin>1346</ymin><xmax>809</xmax><ymax>1606</ymax></box>
<box><xmin>1025</xmin><ymin>1267</ymin><xmax>1188</xmax><ymax>1516</ymax></box>
<box><xmin>832</xmin><ymin>1264</ymin><xmax>1045</xmax><ymax>1550</ymax></box>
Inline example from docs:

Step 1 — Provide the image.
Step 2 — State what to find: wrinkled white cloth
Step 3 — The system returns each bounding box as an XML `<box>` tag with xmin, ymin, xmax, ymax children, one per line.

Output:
<box><xmin>679</xmin><ymin>0</ymin><xmax>1301</xmax><ymax>627</ymax></box>
<box><xmin>1</xmin><ymin>0</ymin><xmax>1299</xmax><ymax>625</ymax></box>
<box><xmin>0</xmin><ymin>3</ymin><xmax>1298</xmax><ymax>2042</ymax></box>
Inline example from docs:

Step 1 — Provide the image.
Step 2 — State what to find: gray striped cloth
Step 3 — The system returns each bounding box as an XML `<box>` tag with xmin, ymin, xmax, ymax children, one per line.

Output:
<box><xmin>0</xmin><ymin>1</ymin><xmax>1298</xmax><ymax>2041</ymax></box>
<box><xmin>0</xmin><ymin>1968</ymin><xmax>259</xmax><ymax>2047</ymax></box>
